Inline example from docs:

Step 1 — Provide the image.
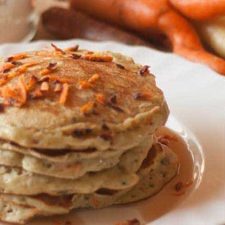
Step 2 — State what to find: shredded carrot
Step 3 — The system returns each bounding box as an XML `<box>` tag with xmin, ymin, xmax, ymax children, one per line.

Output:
<box><xmin>40</xmin><ymin>68</ymin><xmax>51</xmax><ymax>76</ymax></box>
<box><xmin>0</xmin><ymin>86</ymin><xmax>15</xmax><ymax>98</ymax></box>
<box><xmin>88</xmin><ymin>73</ymin><xmax>100</xmax><ymax>83</ymax></box>
<box><xmin>26</xmin><ymin>75</ymin><xmax>38</xmax><ymax>91</ymax></box>
<box><xmin>0</xmin><ymin>62</ymin><xmax>15</xmax><ymax>73</ymax></box>
<box><xmin>6</xmin><ymin>53</ymin><xmax>27</xmax><ymax>62</ymax></box>
<box><xmin>82</xmin><ymin>54</ymin><xmax>113</xmax><ymax>62</ymax></box>
<box><xmin>59</xmin><ymin>83</ymin><xmax>69</xmax><ymax>105</ymax></box>
<box><xmin>40</xmin><ymin>82</ymin><xmax>50</xmax><ymax>91</ymax></box>
<box><xmin>7</xmin><ymin>71</ymin><xmax>17</xmax><ymax>79</ymax></box>
<box><xmin>18</xmin><ymin>76</ymin><xmax>27</xmax><ymax>105</ymax></box>
<box><xmin>40</xmin><ymin>75</ymin><xmax>75</xmax><ymax>84</ymax></box>
<box><xmin>0</xmin><ymin>76</ymin><xmax>27</xmax><ymax>107</ymax></box>
<box><xmin>79</xmin><ymin>80</ymin><xmax>92</xmax><ymax>89</ymax></box>
<box><xmin>17</xmin><ymin>65</ymin><xmax>27</xmax><ymax>74</ymax></box>
<box><xmin>0</xmin><ymin>76</ymin><xmax>8</xmax><ymax>86</ymax></box>
<box><xmin>15</xmin><ymin>62</ymin><xmax>36</xmax><ymax>75</ymax></box>
<box><xmin>80</xmin><ymin>101</ymin><xmax>95</xmax><ymax>114</ymax></box>
<box><xmin>95</xmin><ymin>93</ymin><xmax>106</xmax><ymax>105</ymax></box>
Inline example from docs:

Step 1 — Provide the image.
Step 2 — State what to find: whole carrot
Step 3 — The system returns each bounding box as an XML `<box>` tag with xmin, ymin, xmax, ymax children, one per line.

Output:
<box><xmin>71</xmin><ymin>0</ymin><xmax>225</xmax><ymax>75</ymax></box>
<box><xmin>170</xmin><ymin>0</ymin><xmax>225</xmax><ymax>21</ymax></box>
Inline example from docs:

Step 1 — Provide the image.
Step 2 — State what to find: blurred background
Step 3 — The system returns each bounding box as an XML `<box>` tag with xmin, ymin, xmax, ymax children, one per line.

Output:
<box><xmin>0</xmin><ymin>0</ymin><xmax>225</xmax><ymax>73</ymax></box>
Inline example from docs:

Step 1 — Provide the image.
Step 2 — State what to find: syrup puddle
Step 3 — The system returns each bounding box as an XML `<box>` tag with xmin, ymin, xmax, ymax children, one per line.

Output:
<box><xmin>136</xmin><ymin>126</ymin><xmax>199</xmax><ymax>223</ymax></box>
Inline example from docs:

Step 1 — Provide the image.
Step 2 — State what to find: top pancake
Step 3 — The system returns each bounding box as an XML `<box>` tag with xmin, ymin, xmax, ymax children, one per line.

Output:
<box><xmin>0</xmin><ymin>46</ymin><xmax>168</xmax><ymax>149</ymax></box>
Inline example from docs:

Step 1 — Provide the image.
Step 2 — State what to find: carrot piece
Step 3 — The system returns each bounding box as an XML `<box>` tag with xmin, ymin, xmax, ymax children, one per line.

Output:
<box><xmin>0</xmin><ymin>76</ymin><xmax>8</xmax><ymax>86</ymax></box>
<box><xmin>18</xmin><ymin>76</ymin><xmax>27</xmax><ymax>105</ymax></box>
<box><xmin>59</xmin><ymin>83</ymin><xmax>69</xmax><ymax>104</ymax></box>
<box><xmin>88</xmin><ymin>73</ymin><xmax>100</xmax><ymax>83</ymax></box>
<box><xmin>6</xmin><ymin>53</ymin><xmax>27</xmax><ymax>62</ymax></box>
<box><xmin>40</xmin><ymin>68</ymin><xmax>51</xmax><ymax>75</ymax></box>
<box><xmin>26</xmin><ymin>75</ymin><xmax>38</xmax><ymax>91</ymax></box>
<box><xmin>79</xmin><ymin>80</ymin><xmax>92</xmax><ymax>89</ymax></box>
<box><xmin>80</xmin><ymin>101</ymin><xmax>95</xmax><ymax>114</ymax></box>
<box><xmin>95</xmin><ymin>93</ymin><xmax>106</xmax><ymax>105</ymax></box>
<box><xmin>40</xmin><ymin>75</ymin><xmax>75</xmax><ymax>84</ymax></box>
<box><xmin>0</xmin><ymin>62</ymin><xmax>15</xmax><ymax>73</ymax></box>
<box><xmin>82</xmin><ymin>54</ymin><xmax>113</xmax><ymax>62</ymax></box>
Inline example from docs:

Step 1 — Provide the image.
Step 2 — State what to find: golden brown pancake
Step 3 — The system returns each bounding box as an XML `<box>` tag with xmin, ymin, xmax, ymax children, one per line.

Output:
<box><xmin>0</xmin><ymin>45</ymin><xmax>177</xmax><ymax>224</ymax></box>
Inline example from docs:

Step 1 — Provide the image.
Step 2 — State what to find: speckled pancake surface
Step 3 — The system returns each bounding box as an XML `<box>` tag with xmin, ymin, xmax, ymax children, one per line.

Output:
<box><xmin>0</xmin><ymin>135</ymin><xmax>153</xmax><ymax>179</ymax></box>
<box><xmin>0</xmin><ymin>45</ymin><xmax>178</xmax><ymax>224</ymax></box>
<box><xmin>0</xmin><ymin>143</ymin><xmax>178</xmax><ymax>224</ymax></box>
<box><xmin>0</xmin><ymin>137</ymin><xmax>155</xmax><ymax>195</ymax></box>
<box><xmin>0</xmin><ymin>48</ymin><xmax>168</xmax><ymax>149</ymax></box>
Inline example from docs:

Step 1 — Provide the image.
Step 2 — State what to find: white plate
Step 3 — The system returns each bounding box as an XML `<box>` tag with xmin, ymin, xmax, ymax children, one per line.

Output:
<box><xmin>0</xmin><ymin>40</ymin><xmax>224</xmax><ymax>225</ymax></box>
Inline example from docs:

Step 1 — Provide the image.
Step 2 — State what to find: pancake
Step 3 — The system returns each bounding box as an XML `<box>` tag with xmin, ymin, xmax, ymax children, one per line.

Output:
<box><xmin>0</xmin><ymin>143</ymin><xmax>178</xmax><ymax>224</ymax></box>
<box><xmin>0</xmin><ymin>135</ymin><xmax>153</xmax><ymax>179</ymax></box>
<box><xmin>72</xmin><ymin>143</ymin><xmax>178</xmax><ymax>208</ymax></box>
<box><xmin>0</xmin><ymin>199</ymin><xmax>38</xmax><ymax>224</ymax></box>
<box><xmin>0</xmin><ymin>49</ymin><xmax>168</xmax><ymax>150</ymax></box>
<box><xmin>0</xmin><ymin>45</ymin><xmax>178</xmax><ymax>224</ymax></box>
<box><xmin>0</xmin><ymin>136</ymin><xmax>154</xmax><ymax>195</ymax></box>
<box><xmin>0</xmin><ymin>125</ymin><xmax>152</xmax><ymax>161</ymax></box>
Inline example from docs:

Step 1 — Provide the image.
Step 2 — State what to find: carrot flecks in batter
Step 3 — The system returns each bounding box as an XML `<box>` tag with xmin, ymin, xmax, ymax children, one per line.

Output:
<box><xmin>18</xmin><ymin>76</ymin><xmax>27</xmax><ymax>105</ymax></box>
<box><xmin>82</xmin><ymin>53</ymin><xmax>113</xmax><ymax>62</ymax></box>
<box><xmin>0</xmin><ymin>62</ymin><xmax>15</xmax><ymax>73</ymax></box>
<box><xmin>88</xmin><ymin>73</ymin><xmax>100</xmax><ymax>83</ymax></box>
<box><xmin>6</xmin><ymin>53</ymin><xmax>27</xmax><ymax>62</ymax></box>
<box><xmin>95</xmin><ymin>93</ymin><xmax>106</xmax><ymax>105</ymax></box>
<box><xmin>0</xmin><ymin>76</ymin><xmax>8</xmax><ymax>86</ymax></box>
<box><xmin>79</xmin><ymin>80</ymin><xmax>92</xmax><ymax>89</ymax></box>
<box><xmin>26</xmin><ymin>75</ymin><xmax>38</xmax><ymax>91</ymax></box>
<box><xmin>39</xmin><ymin>75</ymin><xmax>74</xmax><ymax>84</ymax></box>
<box><xmin>80</xmin><ymin>101</ymin><xmax>95</xmax><ymax>115</ymax></box>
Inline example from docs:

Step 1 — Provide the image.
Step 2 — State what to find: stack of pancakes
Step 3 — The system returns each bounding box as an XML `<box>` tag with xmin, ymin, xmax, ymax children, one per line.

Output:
<box><xmin>0</xmin><ymin>46</ymin><xmax>178</xmax><ymax>224</ymax></box>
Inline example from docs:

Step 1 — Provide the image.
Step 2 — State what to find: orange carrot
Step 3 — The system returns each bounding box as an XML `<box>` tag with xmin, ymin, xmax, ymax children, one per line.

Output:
<box><xmin>71</xmin><ymin>0</ymin><xmax>225</xmax><ymax>75</ymax></box>
<box><xmin>59</xmin><ymin>83</ymin><xmax>69</xmax><ymax>104</ymax></box>
<box><xmin>169</xmin><ymin>0</ymin><xmax>225</xmax><ymax>21</ymax></box>
<box><xmin>18</xmin><ymin>76</ymin><xmax>27</xmax><ymax>105</ymax></box>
